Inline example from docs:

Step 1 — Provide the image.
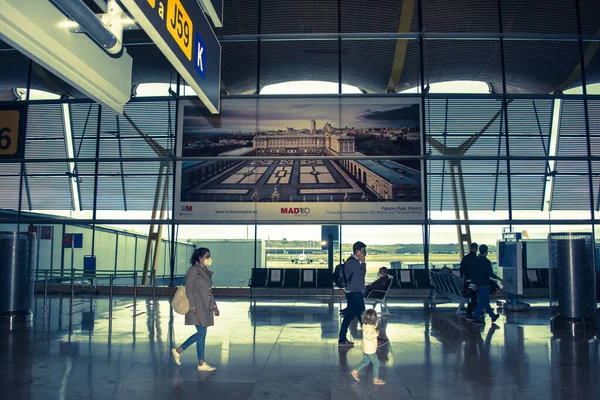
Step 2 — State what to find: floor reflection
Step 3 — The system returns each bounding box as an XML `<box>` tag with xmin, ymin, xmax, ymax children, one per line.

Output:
<box><xmin>0</xmin><ymin>296</ymin><xmax>598</xmax><ymax>399</ymax></box>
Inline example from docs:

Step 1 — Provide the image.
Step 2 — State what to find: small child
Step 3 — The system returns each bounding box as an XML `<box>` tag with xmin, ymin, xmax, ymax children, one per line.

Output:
<box><xmin>351</xmin><ymin>309</ymin><xmax>385</xmax><ymax>385</ymax></box>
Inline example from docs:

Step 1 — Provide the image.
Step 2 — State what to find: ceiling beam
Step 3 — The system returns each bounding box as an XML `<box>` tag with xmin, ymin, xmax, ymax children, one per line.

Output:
<box><xmin>554</xmin><ymin>26</ymin><xmax>600</xmax><ymax>92</ymax></box>
<box><xmin>386</xmin><ymin>0</ymin><xmax>416</xmax><ymax>92</ymax></box>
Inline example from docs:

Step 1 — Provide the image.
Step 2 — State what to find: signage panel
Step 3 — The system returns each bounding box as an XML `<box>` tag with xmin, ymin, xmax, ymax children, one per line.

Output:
<box><xmin>41</xmin><ymin>226</ymin><xmax>54</xmax><ymax>240</ymax></box>
<box><xmin>62</xmin><ymin>234</ymin><xmax>73</xmax><ymax>248</ymax></box>
<box><xmin>121</xmin><ymin>0</ymin><xmax>221</xmax><ymax>113</ymax></box>
<box><xmin>174</xmin><ymin>96</ymin><xmax>425</xmax><ymax>223</ymax></box>
<box><xmin>0</xmin><ymin>106</ymin><xmax>26</xmax><ymax>159</ymax></box>
<box><xmin>73</xmin><ymin>233</ymin><xmax>83</xmax><ymax>249</ymax></box>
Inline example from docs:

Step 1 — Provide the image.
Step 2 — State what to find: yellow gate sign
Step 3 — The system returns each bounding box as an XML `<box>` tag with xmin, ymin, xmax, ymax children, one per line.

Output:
<box><xmin>0</xmin><ymin>107</ymin><xmax>26</xmax><ymax>158</ymax></box>
<box><xmin>166</xmin><ymin>0</ymin><xmax>193</xmax><ymax>61</ymax></box>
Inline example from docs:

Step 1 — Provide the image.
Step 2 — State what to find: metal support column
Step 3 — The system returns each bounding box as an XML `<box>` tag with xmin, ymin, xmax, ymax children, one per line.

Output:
<box><xmin>108</xmin><ymin>275</ymin><xmax>114</xmax><ymax>332</ymax></box>
<box><xmin>169</xmin><ymin>75</ymin><xmax>180</xmax><ymax>287</ymax></box>
<box><xmin>448</xmin><ymin>161</ymin><xmax>472</xmax><ymax>258</ymax></box>
<box><xmin>496</xmin><ymin>0</ymin><xmax>513</xmax><ymax>224</ymax></box>
<box><xmin>133</xmin><ymin>271</ymin><xmax>137</xmax><ymax>316</ymax></box>
<box><xmin>141</xmin><ymin>161</ymin><xmax>170</xmax><ymax>285</ymax></box>
<box><xmin>43</xmin><ymin>270</ymin><xmax>49</xmax><ymax>310</ymax></box>
<box><xmin>119</xmin><ymin>112</ymin><xmax>172</xmax><ymax>286</ymax></box>
<box><xmin>427</xmin><ymin>103</ymin><xmax>506</xmax><ymax>258</ymax></box>
<box><xmin>574</xmin><ymin>0</ymin><xmax>596</xmax><ymax>224</ymax></box>
<box><xmin>417</xmin><ymin>0</ymin><xmax>430</xmax><ymax>268</ymax></box>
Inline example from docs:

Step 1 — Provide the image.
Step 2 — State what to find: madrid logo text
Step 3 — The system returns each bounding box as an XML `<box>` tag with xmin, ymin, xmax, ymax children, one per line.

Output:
<box><xmin>280</xmin><ymin>207</ymin><xmax>310</xmax><ymax>215</ymax></box>
<box><xmin>180</xmin><ymin>205</ymin><xmax>193</xmax><ymax>213</ymax></box>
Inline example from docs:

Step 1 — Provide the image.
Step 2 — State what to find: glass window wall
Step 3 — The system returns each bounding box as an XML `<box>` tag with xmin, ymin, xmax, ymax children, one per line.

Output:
<box><xmin>1</xmin><ymin>1</ymin><xmax>600</xmax><ymax>288</ymax></box>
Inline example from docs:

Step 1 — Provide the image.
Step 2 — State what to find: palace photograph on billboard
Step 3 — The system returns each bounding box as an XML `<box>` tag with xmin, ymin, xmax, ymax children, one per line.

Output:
<box><xmin>174</xmin><ymin>97</ymin><xmax>424</xmax><ymax>223</ymax></box>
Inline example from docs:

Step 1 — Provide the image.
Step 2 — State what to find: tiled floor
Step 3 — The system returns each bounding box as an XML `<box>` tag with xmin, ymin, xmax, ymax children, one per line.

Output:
<box><xmin>1</xmin><ymin>295</ymin><xmax>599</xmax><ymax>399</ymax></box>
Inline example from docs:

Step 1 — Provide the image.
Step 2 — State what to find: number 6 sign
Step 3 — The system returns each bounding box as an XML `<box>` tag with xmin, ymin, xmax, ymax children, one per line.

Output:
<box><xmin>0</xmin><ymin>107</ymin><xmax>26</xmax><ymax>158</ymax></box>
<box><xmin>0</xmin><ymin>127</ymin><xmax>12</xmax><ymax>151</ymax></box>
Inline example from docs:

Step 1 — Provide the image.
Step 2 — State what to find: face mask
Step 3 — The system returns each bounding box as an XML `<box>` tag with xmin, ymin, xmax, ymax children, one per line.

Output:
<box><xmin>204</xmin><ymin>257</ymin><xmax>213</xmax><ymax>267</ymax></box>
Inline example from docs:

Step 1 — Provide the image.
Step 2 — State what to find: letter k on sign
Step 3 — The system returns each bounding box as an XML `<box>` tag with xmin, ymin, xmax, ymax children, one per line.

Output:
<box><xmin>195</xmin><ymin>33</ymin><xmax>206</xmax><ymax>79</ymax></box>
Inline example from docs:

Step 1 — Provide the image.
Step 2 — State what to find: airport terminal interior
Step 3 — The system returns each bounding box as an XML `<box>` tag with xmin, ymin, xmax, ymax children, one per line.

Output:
<box><xmin>1</xmin><ymin>0</ymin><xmax>600</xmax><ymax>399</ymax></box>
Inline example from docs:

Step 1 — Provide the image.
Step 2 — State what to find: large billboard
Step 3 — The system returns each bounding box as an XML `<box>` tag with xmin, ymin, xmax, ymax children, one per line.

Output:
<box><xmin>174</xmin><ymin>97</ymin><xmax>424</xmax><ymax>223</ymax></box>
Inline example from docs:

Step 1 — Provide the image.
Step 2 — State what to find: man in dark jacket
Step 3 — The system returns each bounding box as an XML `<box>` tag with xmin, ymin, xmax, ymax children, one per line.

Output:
<box><xmin>471</xmin><ymin>244</ymin><xmax>503</xmax><ymax>325</ymax></box>
<box><xmin>460</xmin><ymin>242</ymin><xmax>479</xmax><ymax>319</ymax></box>
<box><xmin>338</xmin><ymin>241</ymin><xmax>367</xmax><ymax>347</ymax></box>
<box><xmin>364</xmin><ymin>267</ymin><xmax>391</xmax><ymax>298</ymax></box>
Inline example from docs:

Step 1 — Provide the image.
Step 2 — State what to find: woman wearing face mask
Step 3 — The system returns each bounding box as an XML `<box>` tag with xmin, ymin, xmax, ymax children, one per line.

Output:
<box><xmin>171</xmin><ymin>247</ymin><xmax>220</xmax><ymax>371</ymax></box>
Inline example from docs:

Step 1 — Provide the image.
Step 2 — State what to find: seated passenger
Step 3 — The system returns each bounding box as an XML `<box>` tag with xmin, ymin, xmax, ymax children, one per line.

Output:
<box><xmin>364</xmin><ymin>267</ymin><xmax>391</xmax><ymax>299</ymax></box>
<box><xmin>342</xmin><ymin>267</ymin><xmax>392</xmax><ymax>348</ymax></box>
<box><xmin>340</xmin><ymin>267</ymin><xmax>391</xmax><ymax>314</ymax></box>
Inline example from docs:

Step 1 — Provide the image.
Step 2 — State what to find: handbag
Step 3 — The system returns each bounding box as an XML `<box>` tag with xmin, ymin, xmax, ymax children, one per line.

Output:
<box><xmin>172</xmin><ymin>285</ymin><xmax>190</xmax><ymax>315</ymax></box>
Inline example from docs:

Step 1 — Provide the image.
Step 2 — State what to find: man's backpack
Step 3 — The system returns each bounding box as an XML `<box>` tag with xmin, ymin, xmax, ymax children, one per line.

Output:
<box><xmin>332</xmin><ymin>260</ymin><xmax>353</xmax><ymax>289</ymax></box>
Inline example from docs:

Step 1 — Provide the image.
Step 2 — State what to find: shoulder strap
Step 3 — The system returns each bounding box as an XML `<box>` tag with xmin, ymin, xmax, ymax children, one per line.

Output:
<box><xmin>344</xmin><ymin>259</ymin><xmax>355</xmax><ymax>284</ymax></box>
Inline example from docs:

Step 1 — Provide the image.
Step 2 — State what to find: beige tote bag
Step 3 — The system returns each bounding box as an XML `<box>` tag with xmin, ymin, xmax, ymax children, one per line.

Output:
<box><xmin>172</xmin><ymin>285</ymin><xmax>190</xmax><ymax>315</ymax></box>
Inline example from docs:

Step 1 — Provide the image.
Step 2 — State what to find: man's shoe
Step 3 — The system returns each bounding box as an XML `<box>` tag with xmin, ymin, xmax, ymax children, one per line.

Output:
<box><xmin>338</xmin><ymin>340</ymin><xmax>354</xmax><ymax>347</ymax></box>
<box><xmin>491</xmin><ymin>314</ymin><xmax>500</xmax><ymax>323</ymax></box>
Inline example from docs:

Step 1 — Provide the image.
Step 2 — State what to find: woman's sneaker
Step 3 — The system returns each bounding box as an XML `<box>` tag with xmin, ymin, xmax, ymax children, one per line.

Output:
<box><xmin>171</xmin><ymin>348</ymin><xmax>182</xmax><ymax>366</ymax></box>
<box><xmin>198</xmin><ymin>363</ymin><xmax>216</xmax><ymax>372</ymax></box>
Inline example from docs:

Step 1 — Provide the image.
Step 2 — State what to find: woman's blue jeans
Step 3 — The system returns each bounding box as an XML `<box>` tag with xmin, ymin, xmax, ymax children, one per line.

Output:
<box><xmin>180</xmin><ymin>325</ymin><xmax>207</xmax><ymax>361</ymax></box>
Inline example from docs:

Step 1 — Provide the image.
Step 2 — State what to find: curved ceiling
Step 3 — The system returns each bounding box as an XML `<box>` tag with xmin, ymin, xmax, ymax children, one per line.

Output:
<box><xmin>1</xmin><ymin>0</ymin><xmax>600</xmax><ymax>98</ymax></box>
